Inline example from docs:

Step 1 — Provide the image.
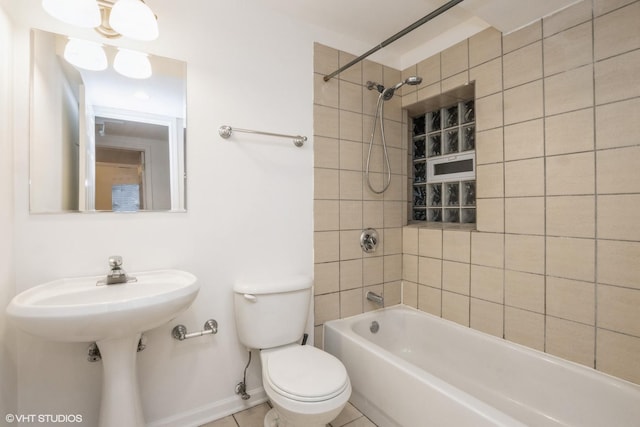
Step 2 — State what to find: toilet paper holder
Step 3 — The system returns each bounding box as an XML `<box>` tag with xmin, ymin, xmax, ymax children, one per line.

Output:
<box><xmin>172</xmin><ymin>319</ymin><xmax>218</xmax><ymax>341</ymax></box>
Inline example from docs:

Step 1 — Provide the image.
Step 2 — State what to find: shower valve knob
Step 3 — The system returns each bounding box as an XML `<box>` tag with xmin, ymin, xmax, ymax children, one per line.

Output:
<box><xmin>360</xmin><ymin>228</ymin><xmax>379</xmax><ymax>253</ymax></box>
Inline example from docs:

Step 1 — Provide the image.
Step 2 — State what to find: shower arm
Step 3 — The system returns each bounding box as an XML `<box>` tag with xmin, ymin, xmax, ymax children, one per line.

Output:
<box><xmin>323</xmin><ymin>0</ymin><xmax>464</xmax><ymax>82</ymax></box>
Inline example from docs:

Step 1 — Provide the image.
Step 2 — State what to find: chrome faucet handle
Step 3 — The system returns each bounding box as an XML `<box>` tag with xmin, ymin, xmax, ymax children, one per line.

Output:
<box><xmin>105</xmin><ymin>256</ymin><xmax>130</xmax><ymax>285</ymax></box>
<box><xmin>108</xmin><ymin>256</ymin><xmax>123</xmax><ymax>269</ymax></box>
<box><xmin>360</xmin><ymin>228</ymin><xmax>379</xmax><ymax>253</ymax></box>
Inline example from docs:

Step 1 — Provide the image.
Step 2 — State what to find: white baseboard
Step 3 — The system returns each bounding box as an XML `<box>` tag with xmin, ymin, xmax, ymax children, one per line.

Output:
<box><xmin>147</xmin><ymin>387</ymin><xmax>268</xmax><ymax>427</ymax></box>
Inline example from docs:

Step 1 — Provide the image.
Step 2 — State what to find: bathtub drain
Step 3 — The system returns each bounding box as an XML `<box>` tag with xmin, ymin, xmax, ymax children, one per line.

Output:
<box><xmin>370</xmin><ymin>321</ymin><xmax>379</xmax><ymax>334</ymax></box>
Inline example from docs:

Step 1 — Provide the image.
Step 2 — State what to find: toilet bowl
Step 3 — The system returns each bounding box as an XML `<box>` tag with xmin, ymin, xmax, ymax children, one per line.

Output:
<box><xmin>260</xmin><ymin>344</ymin><xmax>351</xmax><ymax>427</ymax></box>
<box><xmin>233</xmin><ymin>277</ymin><xmax>351</xmax><ymax>427</ymax></box>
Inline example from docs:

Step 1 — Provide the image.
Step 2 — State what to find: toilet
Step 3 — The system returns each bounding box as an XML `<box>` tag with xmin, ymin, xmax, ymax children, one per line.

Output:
<box><xmin>233</xmin><ymin>277</ymin><xmax>351</xmax><ymax>427</ymax></box>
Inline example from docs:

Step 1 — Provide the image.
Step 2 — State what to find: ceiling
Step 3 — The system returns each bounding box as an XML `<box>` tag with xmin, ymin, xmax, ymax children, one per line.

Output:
<box><xmin>259</xmin><ymin>0</ymin><xmax>583</xmax><ymax>68</ymax></box>
<box><xmin>3</xmin><ymin>0</ymin><xmax>584</xmax><ymax>141</ymax></box>
<box><xmin>2</xmin><ymin>0</ymin><xmax>583</xmax><ymax>70</ymax></box>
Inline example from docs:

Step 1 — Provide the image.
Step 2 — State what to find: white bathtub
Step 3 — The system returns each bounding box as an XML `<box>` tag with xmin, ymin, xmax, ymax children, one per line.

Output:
<box><xmin>324</xmin><ymin>305</ymin><xmax>640</xmax><ymax>427</ymax></box>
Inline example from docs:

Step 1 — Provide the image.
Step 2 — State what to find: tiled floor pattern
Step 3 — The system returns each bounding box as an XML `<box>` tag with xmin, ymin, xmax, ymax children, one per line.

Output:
<box><xmin>200</xmin><ymin>401</ymin><xmax>378</xmax><ymax>427</ymax></box>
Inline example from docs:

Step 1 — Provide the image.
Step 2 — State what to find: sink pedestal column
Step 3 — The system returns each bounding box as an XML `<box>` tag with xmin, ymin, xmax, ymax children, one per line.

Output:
<box><xmin>97</xmin><ymin>333</ymin><xmax>145</xmax><ymax>427</ymax></box>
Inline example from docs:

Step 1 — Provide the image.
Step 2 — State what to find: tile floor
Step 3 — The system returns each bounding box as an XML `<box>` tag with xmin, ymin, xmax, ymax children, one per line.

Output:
<box><xmin>200</xmin><ymin>401</ymin><xmax>378</xmax><ymax>427</ymax></box>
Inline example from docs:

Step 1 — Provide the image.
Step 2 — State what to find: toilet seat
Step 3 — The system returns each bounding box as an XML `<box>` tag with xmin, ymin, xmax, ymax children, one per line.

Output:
<box><xmin>263</xmin><ymin>345</ymin><xmax>349</xmax><ymax>403</ymax></box>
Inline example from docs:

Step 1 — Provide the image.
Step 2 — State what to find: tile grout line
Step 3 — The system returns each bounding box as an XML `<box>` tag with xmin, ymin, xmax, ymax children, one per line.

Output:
<box><xmin>540</xmin><ymin>15</ymin><xmax>548</xmax><ymax>355</ymax></box>
<box><xmin>500</xmin><ymin>23</ymin><xmax>507</xmax><ymax>340</ymax></box>
<box><xmin>590</xmin><ymin>0</ymin><xmax>599</xmax><ymax>370</ymax></box>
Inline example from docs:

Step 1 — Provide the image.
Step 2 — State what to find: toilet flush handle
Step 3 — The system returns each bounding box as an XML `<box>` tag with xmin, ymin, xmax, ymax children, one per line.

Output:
<box><xmin>243</xmin><ymin>294</ymin><xmax>257</xmax><ymax>302</ymax></box>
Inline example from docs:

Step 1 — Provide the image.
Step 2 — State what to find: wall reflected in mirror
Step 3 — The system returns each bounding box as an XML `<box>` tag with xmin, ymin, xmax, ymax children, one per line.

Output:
<box><xmin>30</xmin><ymin>29</ymin><xmax>187</xmax><ymax>213</ymax></box>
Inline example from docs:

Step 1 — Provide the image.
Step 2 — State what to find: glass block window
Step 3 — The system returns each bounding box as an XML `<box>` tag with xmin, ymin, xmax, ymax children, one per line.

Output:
<box><xmin>411</xmin><ymin>99</ymin><xmax>476</xmax><ymax>223</ymax></box>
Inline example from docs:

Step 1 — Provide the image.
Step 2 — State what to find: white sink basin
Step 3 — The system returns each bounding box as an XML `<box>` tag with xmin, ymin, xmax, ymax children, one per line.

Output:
<box><xmin>6</xmin><ymin>269</ymin><xmax>199</xmax><ymax>427</ymax></box>
<box><xmin>7</xmin><ymin>269</ymin><xmax>199</xmax><ymax>342</ymax></box>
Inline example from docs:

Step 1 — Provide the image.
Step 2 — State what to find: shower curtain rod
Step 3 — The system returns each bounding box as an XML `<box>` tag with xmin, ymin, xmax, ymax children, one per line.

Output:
<box><xmin>323</xmin><ymin>0</ymin><xmax>465</xmax><ymax>82</ymax></box>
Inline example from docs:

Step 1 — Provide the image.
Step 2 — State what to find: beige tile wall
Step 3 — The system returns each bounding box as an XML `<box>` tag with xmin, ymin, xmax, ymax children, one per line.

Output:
<box><xmin>313</xmin><ymin>44</ymin><xmax>405</xmax><ymax>345</ymax></box>
<box><xmin>314</xmin><ymin>0</ymin><xmax>640</xmax><ymax>386</ymax></box>
<box><xmin>399</xmin><ymin>0</ymin><xmax>640</xmax><ymax>385</ymax></box>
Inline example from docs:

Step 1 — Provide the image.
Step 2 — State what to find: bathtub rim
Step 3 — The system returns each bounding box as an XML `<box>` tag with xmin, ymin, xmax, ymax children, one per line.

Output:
<box><xmin>324</xmin><ymin>304</ymin><xmax>527</xmax><ymax>427</ymax></box>
<box><xmin>324</xmin><ymin>304</ymin><xmax>640</xmax><ymax>395</ymax></box>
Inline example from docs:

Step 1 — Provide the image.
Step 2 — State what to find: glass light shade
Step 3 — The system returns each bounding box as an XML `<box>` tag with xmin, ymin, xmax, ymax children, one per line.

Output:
<box><xmin>63</xmin><ymin>38</ymin><xmax>108</xmax><ymax>71</ymax></box>
<box><xmin>113</xmin><ymin>49</ymin><xmax>152</xmax><ymax>79</ymax></box>
<box><xmin>109</xmin><ymin>0</ymin><xmax>159</xmax><ymax>41</ymax></box>
<box><xmin>42</xmin><ymin>0</ymin><xmax>101</xmax><ymax>28</ymax></box>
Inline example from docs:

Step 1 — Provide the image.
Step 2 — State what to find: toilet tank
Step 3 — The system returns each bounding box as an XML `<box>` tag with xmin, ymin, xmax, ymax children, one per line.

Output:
<box><xmin>233</xmin><ymin>277</ymin><xmax>312</xmax><ymax>350</ymax></box>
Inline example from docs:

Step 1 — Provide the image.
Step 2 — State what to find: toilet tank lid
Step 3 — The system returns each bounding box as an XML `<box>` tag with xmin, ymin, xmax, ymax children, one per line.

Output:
<box><xmin>233</xmin><ymin>276</ymin><xmax>312</xmax><ymax>295</ymax></box>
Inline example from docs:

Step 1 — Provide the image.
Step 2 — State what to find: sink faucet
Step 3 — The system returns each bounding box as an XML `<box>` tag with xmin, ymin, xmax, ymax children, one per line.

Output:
<box><xmin>106</xmin><ymin>256</ymin><xmax>129</xmax><ymax>285</ymax></box>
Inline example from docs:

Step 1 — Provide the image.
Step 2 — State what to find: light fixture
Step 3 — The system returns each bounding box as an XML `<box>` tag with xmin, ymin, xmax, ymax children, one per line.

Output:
<box><xmin>109</xmin><ymin>0</ymin><xmax>158</xmax><ymax>41</ymax></box>
<box><xmin>44</xmin><ymin>0</ymin><xmax>157</xmax><ymax>78</ymax></box>
<box><xmin>63</xmin><ymin>38</ymin><xmax>108</xmax><ymax>71</ymax></box>
<box><xmin>42</xmin><ymin>0</ymin><xmax>159</xmax><ymax>41</ymax></box>
<box><xmin>113</xmin><ymin>49</ymin><xmax>152</xmax><ymax>79</ymax></box>
<box><xmin>42</xmin><ymin>0</ymin><xmax>101</xmax><ymax>28</ymax></box>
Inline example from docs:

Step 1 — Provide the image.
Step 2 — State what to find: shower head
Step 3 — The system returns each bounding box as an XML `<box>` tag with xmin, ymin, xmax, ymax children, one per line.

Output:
<box><xmin>382</xmin><ymin>76</ymin><xmax>423</xmax><ymax>100</ymax></box>
<box><xmin>392</xmin><ymin>76</ymin><xmax>423</xmax><ymax>90</ymax></box>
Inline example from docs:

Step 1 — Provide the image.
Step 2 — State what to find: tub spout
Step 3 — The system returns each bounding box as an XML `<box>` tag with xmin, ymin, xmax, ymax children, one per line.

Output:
<box><xmin>366</xmin><ymin>291</ymin><xmax>384</xmax><ymax>306</ymax></box>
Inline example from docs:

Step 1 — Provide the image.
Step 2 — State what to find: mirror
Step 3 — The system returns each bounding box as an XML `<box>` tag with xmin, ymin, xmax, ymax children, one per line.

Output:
<box><xmin>29</xmin><ymin>29</ymin><xmax>187</xmax><ymax>213</ymax></box>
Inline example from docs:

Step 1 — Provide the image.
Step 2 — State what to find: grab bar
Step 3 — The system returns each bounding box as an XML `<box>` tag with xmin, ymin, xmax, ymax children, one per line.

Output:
<box><xmin>218</xmin><ymin>125</ymin><xmax>307</xmax><ymax>147</ymax></box>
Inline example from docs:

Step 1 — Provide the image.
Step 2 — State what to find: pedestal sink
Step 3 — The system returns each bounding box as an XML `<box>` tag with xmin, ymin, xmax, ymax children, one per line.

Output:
<box><xmin>6</xmin><ymin>269</ymin><xmax>199</xmax><ymax>427</ymax></box>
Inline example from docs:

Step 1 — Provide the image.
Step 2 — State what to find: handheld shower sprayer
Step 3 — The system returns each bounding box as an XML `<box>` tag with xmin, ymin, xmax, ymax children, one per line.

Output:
<box><xmin>382</xmin><ymin>76</ymin><xmax>423</xmax><ymax>100</ymax></box>
<box><xmin>365</xmin><ymin>76</ymin><xmax>423</xmax><ymax>194</ymax></box>
<box><xmin>404</xmin><ymin>75</ymin><xmax>424</xmax><ymax>86</ymax></box>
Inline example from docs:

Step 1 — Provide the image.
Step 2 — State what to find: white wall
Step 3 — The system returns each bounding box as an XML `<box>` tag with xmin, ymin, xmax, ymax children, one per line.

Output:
<box><xmin>4</xmin><ymin>0</ymin><xmax>319</xmax><ymax>425</ymax></box>
<box><xmin>30</xmin><ymin>29</ymin><xmax>80</xmax><ymax>212</ymax></box>
<box><xmin>0</xmin><ymin>3</ymin><xmax>17</xmax><ymax>419</ymax></box>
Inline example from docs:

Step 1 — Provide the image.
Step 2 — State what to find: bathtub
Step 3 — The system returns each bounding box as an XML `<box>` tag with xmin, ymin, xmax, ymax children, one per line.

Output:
<box><xmin>324</xmin><ymin>305</ymin><xmax>640</xmax><ymax>427</ymax></box>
